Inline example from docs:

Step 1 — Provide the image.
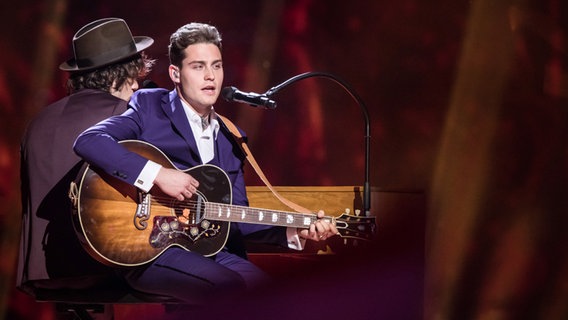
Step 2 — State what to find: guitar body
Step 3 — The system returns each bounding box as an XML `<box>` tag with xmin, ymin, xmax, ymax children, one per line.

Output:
<box><xmin>71</xmin><ymin>140</ymin><xmax>377</xmax><ymax>267</ymax></box>
<box><xmin>72</xmin><ymin>140</ymin><xmax>232</xmax><ymax>267</ymax></box>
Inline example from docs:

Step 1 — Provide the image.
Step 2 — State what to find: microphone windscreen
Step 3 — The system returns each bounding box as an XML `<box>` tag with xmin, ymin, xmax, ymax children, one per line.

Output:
<box><xmin>221</xmin><ymin>86</ymin><xmax>236</xmax><ymax>101</ymax></box>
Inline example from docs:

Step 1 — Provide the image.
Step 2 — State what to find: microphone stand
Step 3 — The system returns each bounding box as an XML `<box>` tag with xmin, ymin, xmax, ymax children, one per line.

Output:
<box><xmin>264</xmin><ymin>72</ymin><xmax>372</xmax><ymax>216</ymax></box>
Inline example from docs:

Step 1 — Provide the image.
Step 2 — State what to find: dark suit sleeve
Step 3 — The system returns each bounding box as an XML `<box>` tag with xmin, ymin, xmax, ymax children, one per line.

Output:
<box><xmin>241</xmin><ymin>225</ymin><xmax>288</xmax><ymax>247</ymax></box>
<box><xmin>73</xmin><ymin>97</ymin><xmax>151</xmax><ymax>186</ymax></box>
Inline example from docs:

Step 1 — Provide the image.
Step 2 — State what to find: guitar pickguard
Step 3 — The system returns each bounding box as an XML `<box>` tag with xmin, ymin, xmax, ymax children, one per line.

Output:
<box><xmin>149</xmin><ymin>216</ymin><xmax>223</xmax><ymax>248</ymax></box>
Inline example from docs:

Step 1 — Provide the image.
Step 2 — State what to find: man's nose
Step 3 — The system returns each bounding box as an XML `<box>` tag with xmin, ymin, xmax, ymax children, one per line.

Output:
<box><xmin>204</xmin><ymin>67</ymin><xmax>215</xmax><ymax>80</ymax></box>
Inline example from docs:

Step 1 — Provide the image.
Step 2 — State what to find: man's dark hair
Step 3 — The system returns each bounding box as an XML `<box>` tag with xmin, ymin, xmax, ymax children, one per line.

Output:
<box><xmin>168</xmin><ymin>23</ymin><xmax>222</xmax><ymax>67</ymax></box>
<box><xmin>66</xmin><ymin>52</ymin><xmax>155</xmax><ymax>94</ymax></box>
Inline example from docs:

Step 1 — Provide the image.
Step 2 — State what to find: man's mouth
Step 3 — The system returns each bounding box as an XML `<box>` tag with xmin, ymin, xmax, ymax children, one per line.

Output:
<box><xmin>202</xmin><ymin>86</ymin><xmax>216</xmax><ymax>94</ymax></box>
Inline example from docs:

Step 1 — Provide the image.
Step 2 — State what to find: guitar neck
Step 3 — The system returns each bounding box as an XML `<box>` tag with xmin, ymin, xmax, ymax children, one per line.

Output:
<box><xmin>204</xmin><ymin>202</ymin><xmax>324</xmax><ymax>229</ymax></box>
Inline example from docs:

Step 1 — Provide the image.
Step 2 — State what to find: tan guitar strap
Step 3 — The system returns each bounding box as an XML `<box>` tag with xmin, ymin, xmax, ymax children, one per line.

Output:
<box><xmin>218</xmin><ymin>114</ymin><xmax>312</xmax><ymax>214</ymax></box>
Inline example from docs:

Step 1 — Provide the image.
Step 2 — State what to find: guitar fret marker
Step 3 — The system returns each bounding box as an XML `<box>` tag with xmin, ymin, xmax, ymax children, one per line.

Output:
<box><xmin>241</xmin><ymin>210</ymin><xmax>246</xmax><ymax>220</ymax></box>
<box><xmin>286</xmin><ymin>214</ymin><xmax>293</xmax><ymax>224</ymax></box>
<box><xmin>226</xmin><ymin>207</ymin><xmax>231</xmax><ymax>218</ymax></box>
<box><xmin>272</xmin><ymin>213</ymin><xmax>278</xmax><ymax>223</ymax></box>
<box><xmin>259</xmin><ymin>212</ymin><xmax>264</xmax><ymax>221</ymax></box>
<box><xmin>303</xmin><ymin>217</ymin><xmax>311</xmax><ymax>226</ymax></box>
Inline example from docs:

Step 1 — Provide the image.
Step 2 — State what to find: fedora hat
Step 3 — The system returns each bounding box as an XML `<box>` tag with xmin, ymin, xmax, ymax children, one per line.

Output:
<box><xmin>60</xmin><ymin>18</ymin><xmax>154</xmax><ymax>72</ymax></box>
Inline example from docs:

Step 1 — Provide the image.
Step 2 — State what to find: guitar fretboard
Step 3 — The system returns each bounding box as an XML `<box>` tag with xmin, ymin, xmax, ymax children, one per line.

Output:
<box><xmin>204</xmin><ymin>202</ymin><xmax>324</xmax><ymax>228</ymax></box>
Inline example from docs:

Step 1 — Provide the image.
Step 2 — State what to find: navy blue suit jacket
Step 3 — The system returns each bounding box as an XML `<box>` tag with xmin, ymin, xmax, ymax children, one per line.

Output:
<box><xmin>74</xmin><ymin>88</ymin><xmax>287</xmax><ymax>250</ymax></box>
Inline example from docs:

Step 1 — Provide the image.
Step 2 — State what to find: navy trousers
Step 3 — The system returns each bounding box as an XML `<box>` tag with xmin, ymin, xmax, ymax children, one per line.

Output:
<box><xmin>120</xmin><ymin>247</ymin><xmax>270</xmax><ymax>304</ymax></box>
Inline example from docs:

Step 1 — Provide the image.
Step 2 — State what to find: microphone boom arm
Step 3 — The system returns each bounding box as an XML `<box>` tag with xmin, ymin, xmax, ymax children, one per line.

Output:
<box><xmin>265</xmin><ymin>72</ymin><xmax>372</xmax><ymax>216</ymax></box>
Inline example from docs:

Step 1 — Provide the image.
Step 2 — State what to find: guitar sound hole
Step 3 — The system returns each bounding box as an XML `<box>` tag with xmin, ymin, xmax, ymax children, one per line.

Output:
<box><xmin>173</xmin><ymin>192</ymin><xmax>206</xmax><ymax>225</ymax></box>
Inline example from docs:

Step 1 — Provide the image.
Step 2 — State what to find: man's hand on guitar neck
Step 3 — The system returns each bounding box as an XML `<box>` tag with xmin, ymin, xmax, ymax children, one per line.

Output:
<box><xmin>153</xmin><ymin>167</ymin><xmax>200</xmax><ymax>201</ymax></box>
<box><xmin>298</xmin><ymin>210</ymin><xmax>339</xmax><ymax>242</ymax></box>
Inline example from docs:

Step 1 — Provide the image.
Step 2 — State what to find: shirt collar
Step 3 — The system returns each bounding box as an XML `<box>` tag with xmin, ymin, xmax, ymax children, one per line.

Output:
<box><xmin>179</xmin><ymin>100</ymin><xmax>220</xmax><ymax>134</ymax></box>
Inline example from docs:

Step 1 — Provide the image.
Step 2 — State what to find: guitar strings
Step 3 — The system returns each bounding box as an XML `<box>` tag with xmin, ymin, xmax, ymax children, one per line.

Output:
<box><xmin>139</xmin><ymin>195</ymin><xmax>321</xmax><ymax>225</ymax></box>
<box><xmin>147</xmin><ymin>195</ymin><xmax>318</xmax><ymax>216</ymax></box>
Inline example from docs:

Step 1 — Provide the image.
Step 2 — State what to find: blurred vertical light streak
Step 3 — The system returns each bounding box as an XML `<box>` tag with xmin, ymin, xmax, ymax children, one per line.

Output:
<box><xmin>23</xmin><ymin>0</ymin><xmax>68</xmax><ymax>120</ymax></box>
<box><xmin>235</xmin><ymin>0</ymin><xmax>285</xmax><ymax>140</ymax></box>
<box><xmin>425</xmin><ymin>0</ymin><xmax>517</xmax><ymax>319</ymax></box>
<box><xmin>236</xmin><ymin>0</ymin><xmax>327</xmax><ymax>186</ymax></box>
<box><xmin>1</xmin><ymin>1</ymin><xmax>68</xmax><ymax>318</ymax></box>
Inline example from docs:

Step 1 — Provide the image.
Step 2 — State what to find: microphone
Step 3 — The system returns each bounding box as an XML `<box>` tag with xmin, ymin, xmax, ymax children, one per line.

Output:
<box><xmin>221</xmin><ymin>86</ymin><xmax>277</xmax><ymax>109</ymax></box>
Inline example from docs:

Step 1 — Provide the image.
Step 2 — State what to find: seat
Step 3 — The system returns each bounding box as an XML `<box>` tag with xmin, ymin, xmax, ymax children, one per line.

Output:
<box><xmin>19</xmin><ymin>275</ymin><xmax>182</xmax><ymax>320</ymax></box>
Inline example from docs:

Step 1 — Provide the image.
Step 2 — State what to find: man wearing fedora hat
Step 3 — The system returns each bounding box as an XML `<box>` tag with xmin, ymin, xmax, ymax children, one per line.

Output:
<box><xmin>18</xmin><ymin>18</ymin><xmax>155</xmax><ymax>296</ymax></box>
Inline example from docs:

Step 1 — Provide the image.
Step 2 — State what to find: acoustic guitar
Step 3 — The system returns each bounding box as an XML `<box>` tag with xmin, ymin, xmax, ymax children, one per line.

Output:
<box><xmin>69</xmin><ymin>140</ymin><xmax>376</xmax><ymax>267</ymax></box>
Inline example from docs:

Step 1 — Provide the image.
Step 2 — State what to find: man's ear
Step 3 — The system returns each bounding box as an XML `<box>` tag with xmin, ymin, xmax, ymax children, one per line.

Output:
<box><xmin>169</xmin><ymin>65</ymin><xmax>180</xmax><ymax>83</ymax></box>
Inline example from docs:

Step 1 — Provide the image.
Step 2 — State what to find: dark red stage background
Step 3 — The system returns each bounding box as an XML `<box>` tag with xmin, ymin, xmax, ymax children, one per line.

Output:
<box><xmin>1</xmin><ymin>0</ymin><xmax>568</xmax><ymax>319</ymax></box>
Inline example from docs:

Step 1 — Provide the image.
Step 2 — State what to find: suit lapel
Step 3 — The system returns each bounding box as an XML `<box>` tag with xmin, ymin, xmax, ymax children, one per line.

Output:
<box><xmin>163</xmin><ymin>90</ymin><xmax>201</xmax><ymax>163</ymax></box>
<box><xmin>215</xmin><ymin>116</ymin><xmax>243</xmax><ymax>169</ymax></box>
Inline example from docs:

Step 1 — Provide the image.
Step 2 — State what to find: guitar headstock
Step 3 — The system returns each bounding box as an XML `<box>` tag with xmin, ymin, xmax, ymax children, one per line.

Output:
<box><xmin>334</xmin><ymin>208</ymin><xmax>377</xmax><ymax>242</ymax></box>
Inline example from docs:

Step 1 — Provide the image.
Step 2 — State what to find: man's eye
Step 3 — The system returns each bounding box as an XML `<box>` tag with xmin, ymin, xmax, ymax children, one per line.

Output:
<box><xmin>213</xmin><ymin>63</ymin><xmax>223</xmax><ymax>70</ymax></box>
<box><xmin>193</xmin><ymin>65</ymin><xmax>204</xmax><ymax>70</ymax></box>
